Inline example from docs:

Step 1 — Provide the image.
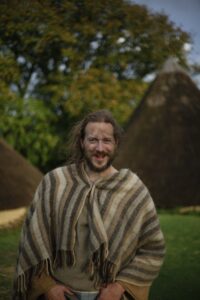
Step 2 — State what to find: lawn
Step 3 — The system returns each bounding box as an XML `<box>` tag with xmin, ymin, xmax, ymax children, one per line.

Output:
<box><xmin>150</xmin><ymin>214</ymin><xmax>200</xmax><ymax>300</ymax></box>
<box><xmin>0</xmin><ymin>214</ymin><xmax>200</xmax><ymax>300</ymax></box>
<box><xmin>0</xmin><ymin>226</ymin><xmax>20</xmax><ymax>300</ymax></box>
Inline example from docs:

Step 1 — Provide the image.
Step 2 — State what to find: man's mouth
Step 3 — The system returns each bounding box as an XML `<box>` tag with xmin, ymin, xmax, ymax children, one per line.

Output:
<box><xmin>94</xmin><ymin>153</ymin><xmax>107</xmax><ymax>160</ymax></box>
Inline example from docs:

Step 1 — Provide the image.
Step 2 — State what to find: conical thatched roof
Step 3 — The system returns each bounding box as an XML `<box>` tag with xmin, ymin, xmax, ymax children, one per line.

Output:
<box><xmin>115</xmin><ymin>58</ymin><xmax>200</xmax><ymax>208</ymax></box>
<box><xmin>0</xmin><ymin>139</ymin><xmax>43</xmax><ymax>210</ymax></box>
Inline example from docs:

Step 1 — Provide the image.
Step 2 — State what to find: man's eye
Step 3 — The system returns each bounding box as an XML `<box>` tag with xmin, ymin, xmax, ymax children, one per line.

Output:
<box><xmin>103</xmin><ymin>139</ymin><xmax>112</xmax><ymax>144</ymax></box>
<box><xmin>88</xmin><ymin>138</ymin><xmax>97</xmax><ymax>143</ymax></box>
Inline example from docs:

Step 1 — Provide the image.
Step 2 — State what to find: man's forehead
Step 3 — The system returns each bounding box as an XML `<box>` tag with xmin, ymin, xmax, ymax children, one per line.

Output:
<box><xmin>85</xmin><ymin>122</ymin><xmax>114</xmax><ymax>136</ymax></box>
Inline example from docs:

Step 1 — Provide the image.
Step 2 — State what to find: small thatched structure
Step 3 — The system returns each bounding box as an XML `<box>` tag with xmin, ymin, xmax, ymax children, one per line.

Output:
<box><xmin>0</xmin><ymin>139</ymin><xmax>43</xmax><ymax>210</ymax></box>
<box><xmin>115</xmin><ymin>58</ymin><xmax>200</xmax><ymax>208</ymax></box>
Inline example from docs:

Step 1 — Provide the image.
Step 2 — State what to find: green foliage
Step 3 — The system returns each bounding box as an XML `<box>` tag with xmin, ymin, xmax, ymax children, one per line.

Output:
<box><xmin>0</xmin><ymin>0</ymin><xmax>191</xmax><ymax>170</ymax></box>
<box><xmin>0</xmin><ymin>98</ymin><xmax>59</xmax><ymax>170</ymax></box>
<box><xmin>65</xmin><ymin>68</ymin><xmax>147</xmax><ymax>124</ymax></box>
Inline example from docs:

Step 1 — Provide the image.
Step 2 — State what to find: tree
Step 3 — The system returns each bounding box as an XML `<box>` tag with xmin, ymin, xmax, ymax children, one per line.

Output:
<box><xmin>0</xmin><ymin>0</ymin><xmax>191</xmax><ymax>170</ymax></box>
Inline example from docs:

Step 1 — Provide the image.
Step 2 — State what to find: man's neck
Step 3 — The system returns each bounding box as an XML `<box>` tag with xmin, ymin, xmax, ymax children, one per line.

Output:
<box><xmin>84</xmin><ymin>164</ymin><xmax>118</xmax><ymax>182</ymax></box>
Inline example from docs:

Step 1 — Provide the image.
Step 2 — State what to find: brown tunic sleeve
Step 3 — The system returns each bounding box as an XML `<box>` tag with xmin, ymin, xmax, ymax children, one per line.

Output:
<box><xmin>28</xmin><ymin>271</ymin><xmax>57</xmax><ymax>300</ymax></box>
<box><xmin>117</xmin><ymin>280</ymin><xmax>150</xmax><ymax>300</ymax></box>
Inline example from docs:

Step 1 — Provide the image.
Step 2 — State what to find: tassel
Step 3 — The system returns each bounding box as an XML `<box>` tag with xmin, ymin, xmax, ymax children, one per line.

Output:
<box><xmin>66</xmin><ymin>250</ymin><xmax>75</xmax><ymax>266</ymax></box>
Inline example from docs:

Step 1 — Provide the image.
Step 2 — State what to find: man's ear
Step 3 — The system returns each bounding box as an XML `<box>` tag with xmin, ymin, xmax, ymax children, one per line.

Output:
<box><xmin>115</xmin><ymin>138</ymin><xmax>119</xmax><ymax>146</ymax></box>
<box><xmin>80</xmin><ymin>139</ymin><xmax>84</xmax><ymax>149</ymax></box>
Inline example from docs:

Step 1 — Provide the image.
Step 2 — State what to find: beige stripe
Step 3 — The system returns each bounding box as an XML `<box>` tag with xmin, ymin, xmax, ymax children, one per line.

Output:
<box><xmin>103</xmin><ymin>173</ymin><xmax>138</xmax><ymax>229</ymax></box>
<box><xmin>109</xmin><ymin>187</ymin><xmax>150</xmax><ymax>255</ymax></box>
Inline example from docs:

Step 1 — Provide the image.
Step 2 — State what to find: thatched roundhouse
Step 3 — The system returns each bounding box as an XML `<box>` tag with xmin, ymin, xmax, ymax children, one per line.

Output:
<box><xmin>0</xmin><ymin>139</ymin><xmax>43</xmax><ymax>210</ymax></box>
<box><xmin>115</xmin><ymin>58</ymin><xmax>200</xmax><ymax>208</ymax></box>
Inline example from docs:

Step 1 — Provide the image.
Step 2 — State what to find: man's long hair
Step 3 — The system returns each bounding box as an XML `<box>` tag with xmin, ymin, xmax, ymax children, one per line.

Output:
<box><xmin>67</xmin><ymin>110</ymin><xmax>123</xmax><ymax>164</ymax></box>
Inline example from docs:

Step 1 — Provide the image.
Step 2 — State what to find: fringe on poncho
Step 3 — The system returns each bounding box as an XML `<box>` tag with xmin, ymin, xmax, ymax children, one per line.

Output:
<box><xmin>13</xmin><ymin>163</ymin><xmax>165</xmax><ymax>299</ymax></box>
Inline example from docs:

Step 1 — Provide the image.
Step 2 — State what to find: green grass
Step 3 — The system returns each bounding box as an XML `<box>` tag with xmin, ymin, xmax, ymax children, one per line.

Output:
<box><xmin>150</xmin><ymin>214</ymin><xmax>200</xmax><ymax>300</ymax></box>
<box><xmin>0</xmin><ymin>227</ymin><xmax>21</xmax><ymax>300</ymax></box>
<box><xmin>0</xmin><ymin>214</ymin><xmax>200</xmax><ymax>300</ymax></box>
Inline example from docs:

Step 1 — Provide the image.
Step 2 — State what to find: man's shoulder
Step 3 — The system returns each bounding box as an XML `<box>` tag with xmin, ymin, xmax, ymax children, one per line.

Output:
<box><xmin>118</xmin><ymin>168</ymin><xmax>140</xmax><ymax>181</ymax></box>
<box><xmin>44</xmin><ymin>165</ymin><xmax>65</xmax><ymax>176</ymax></box>
<box><xmin>45</xmin><ymin>163</ymin><xmax>76</xmax><ymax>175</ymax></box>
<box><xmin>42</xmin><ymin>164</ymin><xmax>75</xmax><ymax>181</ymax></box>
<box><xmin>118</xmin><ymin>168</ymin><xmax>148</xmax><ymax>191</ymax></box>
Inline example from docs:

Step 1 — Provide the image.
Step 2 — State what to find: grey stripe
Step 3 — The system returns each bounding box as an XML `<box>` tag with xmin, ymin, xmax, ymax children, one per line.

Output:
<box><xmin>100</xmin><ymin>170</ymin><xmax>130</xmax><ymax>214</ymax></box>
<box><xmin>140</xmin><ymin>214</ymin><xmax>158</xmax><ymax>232</ymax></box>
<box><xmin>67</xmin><ymin>185</ymin><xmax>89</xmax><ymax>248</ymax></box>
<box><xmin>41</xmin><ymin>177</ymin><xmax>51</xmax><ymax>248</ymax></box>
<box><xmin>110</xmin><ymin>188</ymin><xmax>150</xmax><ymax>259</ymax></box>
<box><xmin>60</xmin><ymin>164</ymin><xmax>79</xmax><ymax>246</ymax></box>
<box><xmin>21</xmin><ymin>247</ymin><xmax>33</xmax><ymax>268</ymax></box>
<box><xmin>119</xmin><ymin>271</ymin><xmax>153</xmax><ymax>282</ymax></box>
<box><xmin>139</xmin><ymin>223</ymin><xmax>161</xmax><ymax>242</ymax></box>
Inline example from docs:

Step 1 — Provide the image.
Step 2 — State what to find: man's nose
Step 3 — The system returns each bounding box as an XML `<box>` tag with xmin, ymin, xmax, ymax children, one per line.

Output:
<box><xmin>96</xmin><ymin>140</ymin><xmax>104</xmax><ymax>151</ymax></box>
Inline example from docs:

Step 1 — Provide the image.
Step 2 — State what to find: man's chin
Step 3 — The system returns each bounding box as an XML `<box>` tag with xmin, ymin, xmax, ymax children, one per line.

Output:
<box><xmin>85</xmin><ymin>158</ymin><xmax>112</xmax><ymax>173</ymax></box>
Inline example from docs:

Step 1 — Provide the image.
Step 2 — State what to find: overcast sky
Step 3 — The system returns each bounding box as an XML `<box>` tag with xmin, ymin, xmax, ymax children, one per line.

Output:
<box><xmin>132</xmin><ymin>0</ymin><xmax>200</xmax><ymax>65</ymax></box>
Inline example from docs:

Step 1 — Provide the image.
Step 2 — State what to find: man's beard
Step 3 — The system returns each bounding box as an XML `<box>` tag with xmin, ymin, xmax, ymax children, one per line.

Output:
<box><xmin>83</xmin><ymin>150</ymin><xmax>116</xmax><ymax>173</ymax></box>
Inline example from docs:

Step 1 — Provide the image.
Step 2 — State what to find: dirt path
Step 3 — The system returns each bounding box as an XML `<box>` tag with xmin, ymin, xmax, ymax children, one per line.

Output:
<box><xmin>0</xmin><ymin>207</ymin><xmax>27</xmax><ymax>229</ymax></box>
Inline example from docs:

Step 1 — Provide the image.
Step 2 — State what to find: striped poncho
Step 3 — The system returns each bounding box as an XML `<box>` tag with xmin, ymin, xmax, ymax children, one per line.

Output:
<box><xmin>13</xmin><ymin>163</ymin><xmax>165</xmax><ymax>299</ymax></box>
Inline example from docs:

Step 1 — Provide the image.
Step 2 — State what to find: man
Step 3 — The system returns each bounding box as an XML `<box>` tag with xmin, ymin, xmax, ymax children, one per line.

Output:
<box><xmin>13</xmin><ymin>110</ymin><xmax>165</xmax><ymax>300</ymax></box>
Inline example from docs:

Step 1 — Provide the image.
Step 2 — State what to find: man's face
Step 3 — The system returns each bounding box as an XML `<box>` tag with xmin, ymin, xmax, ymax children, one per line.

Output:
<box><xmin>81</xmin><ymin>122</ymin><xmax>118</xmax><ymax>173</ymax></box>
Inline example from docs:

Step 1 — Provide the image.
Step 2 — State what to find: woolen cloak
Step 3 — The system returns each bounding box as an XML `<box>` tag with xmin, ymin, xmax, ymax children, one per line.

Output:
<box><xmin>13</xmin><ymin>163</ymin><xmax>165</xmax><ymax>299</ymax></box>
